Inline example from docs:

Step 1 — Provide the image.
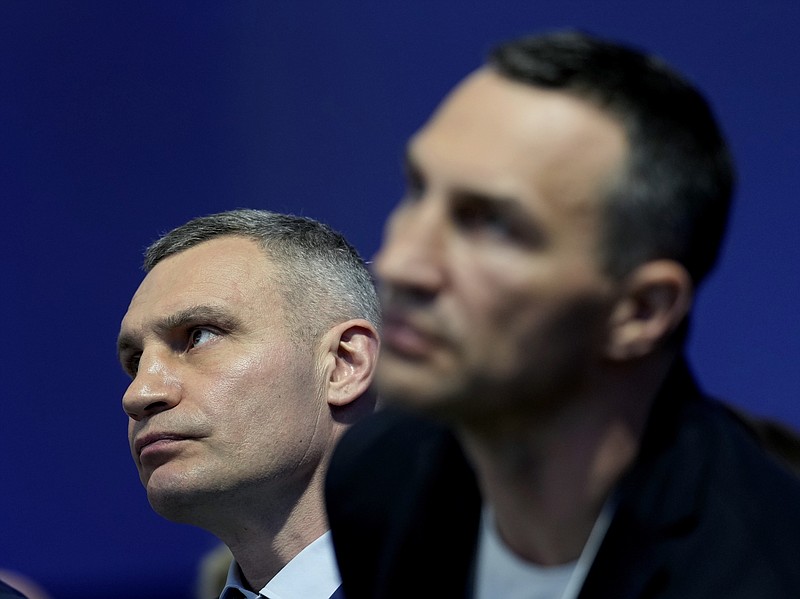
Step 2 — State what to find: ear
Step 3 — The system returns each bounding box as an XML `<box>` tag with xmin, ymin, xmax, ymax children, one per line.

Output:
<box><xmin>605</xmin><ymin>260</ymin><xmax>693</xmax><ymax>361</ymax></box>
<box><xmin>320</xmin><ymin>319</ymin><xmax>380</xmax><ymax>407</ymax></box>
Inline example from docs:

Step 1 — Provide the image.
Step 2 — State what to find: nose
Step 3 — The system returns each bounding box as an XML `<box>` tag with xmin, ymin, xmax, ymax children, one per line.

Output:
<box><xmin>373</xmin><ymin>199</ymin><xmax>446</xmax><ymax>297</ymax></box>
<box><xmin>122</xmin><ymin>349</ymin><xmax>181</xmax><ymax>422</ymax></box>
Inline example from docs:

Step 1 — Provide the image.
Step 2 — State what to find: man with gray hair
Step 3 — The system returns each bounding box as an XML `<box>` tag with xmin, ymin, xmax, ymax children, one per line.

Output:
<box><xmin>118</xmin><ymin>209</ymin><xmax>380</xmax><ymax>598</ymax></box>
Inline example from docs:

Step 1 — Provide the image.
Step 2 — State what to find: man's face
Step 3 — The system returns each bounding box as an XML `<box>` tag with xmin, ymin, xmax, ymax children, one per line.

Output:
<box><xmin>118</xmin><ymin>236</ymin><xmax>329</xmax><ymax>521</ymax></box>
<box><xmin>373</xmin><ymin>69</ymin><xmax>628</xmax><ymax>421</ymax></box>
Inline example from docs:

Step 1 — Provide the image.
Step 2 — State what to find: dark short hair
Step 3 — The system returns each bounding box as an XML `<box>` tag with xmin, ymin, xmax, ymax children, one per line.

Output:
<box><xmin>144</xmin><ymin>209</ymin><xmax>380</xmax><ymax>341</ymax></box>
<box><xmin>489</xmin><ymin>30</ymin><xmax>735</xmax><ymax>286</ymax></box>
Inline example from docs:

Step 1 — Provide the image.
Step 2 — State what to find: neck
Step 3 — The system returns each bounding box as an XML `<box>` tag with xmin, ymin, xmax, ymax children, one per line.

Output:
<box><xmin>456</xmin><ymin>359</ymin><xmax>670</xmax><ymax>565</ymax></box>
<box><xmin>207</xmin><ymin>473</ymin><xmax>330</xmax><ymax>592</ymax></box>
<box><xmin>226</xmin><ymin>512</ymin><xmax>329</xmax><ymax>592</ymax></box>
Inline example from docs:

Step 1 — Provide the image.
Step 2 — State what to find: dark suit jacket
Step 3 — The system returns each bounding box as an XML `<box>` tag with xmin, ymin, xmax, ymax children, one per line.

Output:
<box><xmin>325</xmin><ymin>358</ymin><xmax>800</xmax><ymax>598</ymax></box>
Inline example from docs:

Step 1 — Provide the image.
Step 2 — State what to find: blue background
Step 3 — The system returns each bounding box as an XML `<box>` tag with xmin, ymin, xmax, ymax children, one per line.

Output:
<box><xmin>2</xmin><ymin>2</ymin><xmax>798</xmax><ymax>597</ymax></box>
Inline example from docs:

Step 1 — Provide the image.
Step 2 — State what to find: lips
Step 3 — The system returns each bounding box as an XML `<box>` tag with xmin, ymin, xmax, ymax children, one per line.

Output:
<box><xmin>134</xmin><ymin>432</ymin><xmax>191</xmax><ymax>456</ymax></box>
<box><xmin>381</xmin><ymin>312</ymin><xmax>442</xmax><ymax>358</ymax></box>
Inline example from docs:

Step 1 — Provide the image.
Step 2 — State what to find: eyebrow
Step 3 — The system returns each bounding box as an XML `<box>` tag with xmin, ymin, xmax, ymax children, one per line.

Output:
<box><xmin>405</xmin><ymin>147</ymin><xmax>528</xmax><ymax>212</ymax></box>
<box><xmin>116</xmin><ymin>304</ymin><xmax>239</xmax><ymax>361</ymax></box>
<box><xmin>403</xmin><ymin>145</ymin><xmax>549</xmax><ymax>247</ymax></box>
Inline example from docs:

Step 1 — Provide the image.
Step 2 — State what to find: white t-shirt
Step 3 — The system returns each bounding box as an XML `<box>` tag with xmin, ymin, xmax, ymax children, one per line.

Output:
<box><xmin>474</xmin><ymin>501</ymin><xmax>614</xmax><ymax>599</ymax></box>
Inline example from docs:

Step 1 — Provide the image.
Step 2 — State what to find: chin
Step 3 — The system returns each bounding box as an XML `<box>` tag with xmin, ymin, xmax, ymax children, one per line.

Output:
<box><xmin>379</xmin><ymin>379</ymin><xmax>498</xmax><ymax>430</ymax></box>
<box><xmin>146</xmin><ymin>484</ymin><xmax>198</xmax><ymax>522</ymax></box>
<box><xmin>144</xmin><ymin>468</ymin><xmax>212</xmax><ymax>523</ymax></box>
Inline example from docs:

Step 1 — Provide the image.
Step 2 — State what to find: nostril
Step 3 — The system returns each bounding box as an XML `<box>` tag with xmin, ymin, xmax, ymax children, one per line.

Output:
<box><xmin>143</xmin><ymin>400</ymin><xmax>171</xmax><ymax>416</ymax></box>
<box><xmin>383</xmin><ymin>284</ymin><xmax>437</xmax><ymax>308</ymax></box>
<box><xmin>406</xmin><ymin>286</ymin><xmax>437</xmax><ymax>305</ymax></box>
<box><xmin>123</xmin><ymin>399</ymin><xmax>171</xmax><ymax>422</ymax></box>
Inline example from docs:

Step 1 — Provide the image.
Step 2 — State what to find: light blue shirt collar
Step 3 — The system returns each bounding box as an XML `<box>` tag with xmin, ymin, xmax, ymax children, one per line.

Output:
<box><xmin>220</xmin><ymin>531</ymin><xmax>341</xmax><ymax>599</ymax></box>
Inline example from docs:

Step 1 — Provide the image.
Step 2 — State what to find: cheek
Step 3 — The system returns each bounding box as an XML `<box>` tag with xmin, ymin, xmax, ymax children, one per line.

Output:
<box><xmin>203</xmin><ymin>348</ymin><xmax>321</xmax><ymax>422</ymax></box>
<box><xmin>459</xmin><ymin>274</ymin><xmax>610</xmax><ymax>370</ymax></box>
<box><xmin>455</xmin><ymin>261</ymin><xmax>537</xmax><ymax>338</ymax></box>
<box><xmin>215</xmin><ymin>352</ymin><xmax>327</xmax><ymax>468</ymax></box>
<box><xmin>450</xmin><ymin>286</ymin><xmax>535</xmax><ymax>384</ymax></box>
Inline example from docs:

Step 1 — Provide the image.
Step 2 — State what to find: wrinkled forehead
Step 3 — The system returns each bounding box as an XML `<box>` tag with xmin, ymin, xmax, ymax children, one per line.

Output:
<box><xmin>120</xmin><ymin>237</ymin><xmax>282</xmax><ymax>331</ymax></box>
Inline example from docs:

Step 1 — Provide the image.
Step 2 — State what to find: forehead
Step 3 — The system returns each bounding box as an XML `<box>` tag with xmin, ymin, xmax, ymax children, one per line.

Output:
<box><xmin>121</xmin><ymin>236</ymin><xmax>280</xmax><ymax>329</ymax></box>
<box><xmin>409</xmin><ymin>68</ymin><xmax>627</xmax><ymax>214</ymax></box>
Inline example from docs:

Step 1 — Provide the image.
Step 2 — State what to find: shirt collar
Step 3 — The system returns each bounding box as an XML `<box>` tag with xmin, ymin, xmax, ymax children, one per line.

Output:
<box><xmin>221</xmin><ymin>531</ymin><xmax>340</xmax><ymax>599</ymax></box>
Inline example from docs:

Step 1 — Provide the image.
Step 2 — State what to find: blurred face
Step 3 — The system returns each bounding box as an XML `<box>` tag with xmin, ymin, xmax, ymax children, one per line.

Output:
<box><xmin>118</xmin><ymin>236</ymin><xmax>329</xmax><ymax>521</ymax></box>
<box><xmin>373</xmin><ymin>69</ymin><xmax>628</xmax><ymax>422</ymax></box>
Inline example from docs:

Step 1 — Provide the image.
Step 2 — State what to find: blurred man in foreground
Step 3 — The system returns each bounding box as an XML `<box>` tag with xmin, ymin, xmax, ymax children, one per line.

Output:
<box><xmin>325</xmin><ymin>30</ymin><xmax>800</xmax><ymax>598</ymax></box>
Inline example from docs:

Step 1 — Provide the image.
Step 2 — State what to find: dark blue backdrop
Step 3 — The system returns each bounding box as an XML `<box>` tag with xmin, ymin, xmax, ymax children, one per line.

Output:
<box><xmin>2</xmin><ymin>2</ymin><xmax>798</xmax><ymax>597</ymax></box>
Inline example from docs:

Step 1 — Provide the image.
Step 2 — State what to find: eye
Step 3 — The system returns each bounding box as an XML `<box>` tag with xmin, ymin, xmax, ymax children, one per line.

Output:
<box><xmin>450</xmin><ymin>194</ymin><xmax>544</xmax><ymax>248</ymax></box>
<box><xmin>453</xmin><ymin>198</ymin><xmax>514</xmax><ymax>239</ymax></box>
<box><xmin>188</xmin><ymin>327</ymin><xmax>219</xmax><ymax>349</ymax></box>
<box><xmin>123</xmin><ymin>353</ymin><xmax>141</xmax><ymax>378</ymax></box>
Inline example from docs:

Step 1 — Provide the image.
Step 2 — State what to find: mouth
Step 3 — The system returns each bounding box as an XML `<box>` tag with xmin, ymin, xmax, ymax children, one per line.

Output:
<box><xmin>134</xmin><ymin>432</ymin><xmax>191</xmax><ymax>457</ymax></box>
<box><xmin>381</xmin><ymin>312</ymin><xmax>442</xmax><ymax>359</ymax></box>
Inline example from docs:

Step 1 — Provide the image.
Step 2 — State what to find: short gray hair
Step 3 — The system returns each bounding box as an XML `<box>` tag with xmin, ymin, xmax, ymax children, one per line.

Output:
<box><xmin>143</xmin><ymin>209</ymin><xmax>380</xmax><ymax>341</ymax></box>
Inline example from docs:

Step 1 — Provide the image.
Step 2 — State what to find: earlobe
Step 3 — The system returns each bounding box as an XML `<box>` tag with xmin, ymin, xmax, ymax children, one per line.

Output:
<box><xmin>605</xmin><ymin>260</ymin><xmax>693</xmax><ymax>361</ymax></box>
<box><xmin>324</xmin><ymin>319</ymin><xmax>380</xmax><ymax>407</ymax></box>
